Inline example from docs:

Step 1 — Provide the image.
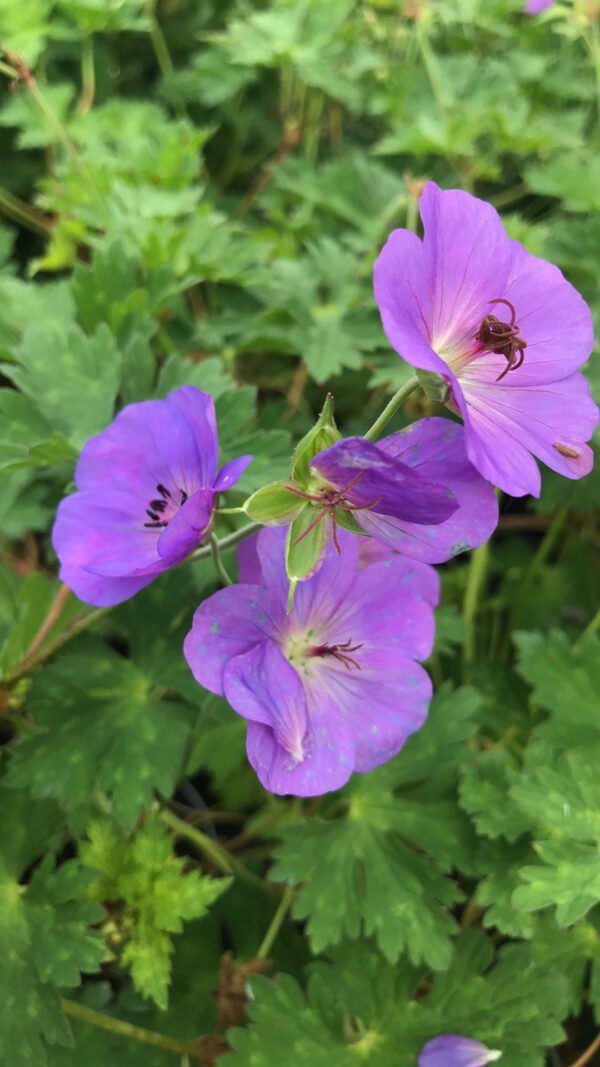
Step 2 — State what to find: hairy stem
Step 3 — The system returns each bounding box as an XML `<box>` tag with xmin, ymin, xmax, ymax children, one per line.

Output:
<box><xmin>257</xmin><ymin>886</ymin><xmax>296</xmax><ymax>959</ymax></box>
<box><xmin>4</xmin><ymin>606</ymin><xmax>109</xmax><ymax>687</ymax></box>
<box><xmin>463</xmin><ymin>541</ymin><xmax>490</xmax><ymax>668</ymax></box>
<box><xmin>159</xmin><ymin>808</ymin><xmax>274</xmax><ymax>895</ymax></box>
<box><xmin>0</xmin><ymin>50</ymin><xmax>107</xmax><ymax>223</ymax></box>
<box><xmin>0</xmin><ymin>185</ymin><xmax>51</xmax><ymax>235</ymax></box>
<box><xmin>77</xmin><ymin>35</ymin><xmax>95</xmax><ymax>115</ymax></box>
<box><xmin>61</xmin><ymin>998</ymin><xmax>200</xmax><ymax>1059</ymax></box>
<box><xmin>187</xmin><ymin>522</ymin><xmax>261</xmax><ymax>562</ymax></box>
<box><xmin>210</xmin><ymin>533</ymin><xmax>234</xmax><ymax>586</ymax></box>
<box><xmin>146</xmin><ymin>0</ymin><xmax>175</xmax><ymax>78</ymax></box>
<box><xmin>363</xmin><ymin>377</ymin><xmax>420</xmax><ymax>441</ymax></box>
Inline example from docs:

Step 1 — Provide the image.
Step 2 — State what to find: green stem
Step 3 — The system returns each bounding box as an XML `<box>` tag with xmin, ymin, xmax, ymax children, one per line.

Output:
<box><xmin>60</xmin><ymin>998</ymin><xmax>200</xmax><ymax>1059</ymax></box>
<box><xmin>159</xmin><ymin>808</ymin><xmax>273</xmax><ymax>895</ymax></box>
<box><xmin>147</xmin><ymin>1</ymin><xmax>175</xmax><ymax>78</ymax></box>
<box><xmin>257</xmin><ymin>886</ymin><xmax>296</xmax><ymax>959</ymax></box>
<box><xmin>210</xmin><ymin>533</ymin><xmax>234</xmax><ymax>586</ymax></box>
<box><xmin>3</xmin><ymin>607</ymin><xmax>109</xmax><ymax>687</ymax></box>
<box><xmin>77</xmin><ymin>35</ymin><xmax>95</xmax><ymax>116</ymax></box>
<box><xmin>187</xmin><ymin>522</ymin><xmax>261</xmax><ymax>563</ymax></box>
<box><xmin>463</xmin><ymin>541</ymin><xmax>490</xmax><ymax>666</ymax></box>
<box><xmin>574</xmin><ymin>606</ymin><xmax>600</xmax><ymax>649</ymax></box>
<box><xmin>363</xmin><ymin>377</ymin><xmax>420</xmax><ymax>441</ymax></box>
<box><xmin>415</xmin><ymin>22</ymin><xmax>447</xmax><ymax>117</ymax></box>
<box><xmin>0</xmin><ymin>185</ymin><xmax>50</xmax><ymax>235</ymax></box>
<box><xmin>0</xmin><ymin>52</ymin><xmax>108</xmax><ymax>223</ymax></box>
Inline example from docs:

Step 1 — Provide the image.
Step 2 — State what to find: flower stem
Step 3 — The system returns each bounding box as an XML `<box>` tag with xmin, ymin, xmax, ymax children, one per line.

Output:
<box><xmin>0</xmin><ymin>185</ymin><xmax>51</xmax><ymax>235</ymax></box>
<box><xmin>574</xmin><ymin>606</ymin><xmax>600</xmax><ymax>648</ymax></box>
<box><xmin>570</xmin><ymin>1030</ymin><xmax>600</xmax><ymax>1067</ymax></box>
<box><xmin>159</xmin><ymin>808</ymin><xmax>274</xmax><ymax>895</ymax></box>
<box><xmin>463</xmin><ymin>540</ymin><xmax>490</xmax><ymax>667</ymax></box>
<box><xmin>363</xmin><ymin>376</ymin><xmax>420</xmax><ymax>441</ymax></box>
<box><xmin>146</xmin><ymin>0</ymin><xmax>175</xmax><ymax>77</ymax></box>
<box><xmin>60</xmin><ymin>998</ymin><xmax>200</xmax><ymax>1059</ymax></box>
<box><xmin>256</xmin><ymin>886</ymin><xmax>296</xmax><ymax>959</ymax></box>
<box><xmin>209</xmin><ymin>533</ymin><xmax>234</xmax><ymax>586</ymax></box>
<box><xmin>187</xmin><ymin>522</ymin><xmax>261</xmax><ymax>563</ymax></box>
<box><xmin>77</xmin><ymin>35</ymin><xmax>95</xmax><ymax>116</ymax></box>
<box><xmin>3</xmin><ymin>606</ymin><xmax>109</xmax><ymax>687</ymax></box>
<box><xmin>0</xmin><ymin>50</ymin><xmax>108</xmax><ymax>224</ymax></box>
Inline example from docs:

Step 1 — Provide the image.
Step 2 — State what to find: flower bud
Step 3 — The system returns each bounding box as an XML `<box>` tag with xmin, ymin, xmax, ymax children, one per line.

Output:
<box><xmin>243</xmin><ymin>481</ymin><xmax>304</xmax><ymax>525</ymax></box>
<box><xmin>291</xmin><ymin>393</ymin><xmax>341</xmax><ymax>485</ymax></box>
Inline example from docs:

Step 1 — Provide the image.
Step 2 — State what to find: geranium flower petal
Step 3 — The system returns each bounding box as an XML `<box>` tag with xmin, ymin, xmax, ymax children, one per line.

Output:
<box><xmin>183</xmin><ymin>584</ymin><xmax>284</xmax><ymax>696</ymax></box>
<box><xmin>418</xmin><ymin>1034</ymin><xmax>502</xmax><ymax>1067</ymax></box>
<box><xmin>53</xmin><ymin>489</ymin><xmax>164</xmax><ymax>578</ymax></box>
<box><xmin>311</xmin><ymin>436</ymin><xmax>458</xmax><ymax>524</ymax></box>
<box><xmin>214</xmin><ymin>454</ymin><xmax>253</xmax><ymax>491</ymax></box>
<box><xmin>356</xmin><ymin>419</ymin><xmax>498</xmax><ymax>562</ymax></box>
<box><xmin>457</xmin><ymin>369</ymin><xmax>598</xmax><ymax>497</ymax></box>
<box><xmin>157</xmin><ymin>487</ymin><xmax>215</xmax><ymax>560</ymax></box>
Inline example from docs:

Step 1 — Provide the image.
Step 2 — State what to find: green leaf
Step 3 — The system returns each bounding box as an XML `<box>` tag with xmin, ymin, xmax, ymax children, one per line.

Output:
<box><xmin>514</xmin><ymin>629</ymin><xmax>600</xmax><ymax>748</ymax></box>
<box><xmin>82</xmin><ymin>817</ymin><xmax>230</xmax><ymax>1008</ymax></box>
<box><xmin>271</xmin><ymin>687</ymin><xmax>479</xmax><ymax>968</ymax></box>
<box><xmin>226</xmin><ymin>932</ymin><xmax>568</xmax><ymax>1067</ymax></box>
<box><xmin>6</xmin><ymin>644</ymin><xmax>192</xmax><ymax>831</ymax></box>
<box><xmin>4</xmin><ymin>322</ymin><xmax>121</xmax><ymax>448</ymax></box>
<box><xmin>0</xmin><ymin>787</ymin><xmax>105</xmax><ymax>1066</ymax></box>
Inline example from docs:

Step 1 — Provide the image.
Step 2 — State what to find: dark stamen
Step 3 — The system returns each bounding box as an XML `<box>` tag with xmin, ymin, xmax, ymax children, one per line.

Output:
<box><xmin>144</xmin><ymin>520</ymin><xmax>168</xmax><ymax>528</ymax></box>
<box><xmin>157</xmin><ymin>483</ymin><xmax>172</xmax><ymax>499</ymax></box>
<box><xmin>150</xmin><ymin>499</ymin><xmax>167</xmax><ymax>512</ymax></box>
<box><xmin>146</xmin><ymin>509</ymin><xmax>161</xmax><ymax>521</ymax></box>
<box><xmin>311</xmin><ymin>638</ymin><xmax>363</xmax><ymax>671</ymax></box>
<box><xmin>180</xmin><ymin>489</ymin><xmax>188</xmax><ymax>505</ymax></box>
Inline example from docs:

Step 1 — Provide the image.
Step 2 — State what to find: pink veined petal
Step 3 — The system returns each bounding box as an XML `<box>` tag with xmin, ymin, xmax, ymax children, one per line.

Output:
<box><xmin>57</xmin><ymin>562</ymin><xmax>157</xmax><ymax>608</ymax></box>
<box><xmin>456</xmin><ymin>367</ymin><xmax>598</xmax><ymax>497</ymax></box>
<box><xmin>500</xmin><ymin>240</ymin><xmax>594</xmax><ymax>385</ymax></box>
<box><xmin>373</xmin><ymin>227</ymin><xmax>446</xmax><ymax>376</ymax></box>
<box><xmin>236</xmin><ymin>531</ymin><xmax>263</xmax><ymax>584</ymax></box>
<box><xmin>183</xmin><ymin>584</ymin><xmax>284</xmax><ymax>696</ymax></box>
<box><xmin>214</xmin><ymin>454</ymin><xmax>253</xmax><ymax>491</ymax></box>
<box><xmin>290</xmin><ymin>528</ymin><xmax>360</xmax><ymax>633</ymax></box>
<box><xmin>357</xmin><ymin>418</ymin><xmax>498</xmax><ymax>562</ymax></box>
<box><xmin>419</xmin><ymin>182</ymin><xmax>513</xmax><ymax>354</ymax></box>
<box><xmin>224</xmin><ymin>642</ymin><xmax>309</xmax><ymax>753</ymax></box>
<box><xmin>309</xmin><ymin>659</ymin><xmax>431</xmax><ymax>774</ymax></box>
<box><xmin>418</xmin><ymin>1034</ymin><xmax>502</xmax><ymax>1067</ymax></box>
<box><xmin>52</xmin><ymin>489</ymin><xmax>165</xmax><ymax>578</ymax></box>
<box><xmin>166</xmin><ymin>386</ymin><xmax>219</xmax><ymax>486</ymax></box>
<box><xmin>75</xmin><ymin>394</ymin><xmax>210</xmax><ymax>500</ymax></box>
<box><xmin>325</xmin><ymin>557</ymin><xmax>437</xmax><ymax>661</ymax></box>
<box><xmin>156</xmin><ymin>487</ymin><xmax>215</xmax><ymax>560</ymax></box>
<box><xmin>310</xmin><ymin>436</ymin><xmax>458</xmax><ymax>525</ymax></box>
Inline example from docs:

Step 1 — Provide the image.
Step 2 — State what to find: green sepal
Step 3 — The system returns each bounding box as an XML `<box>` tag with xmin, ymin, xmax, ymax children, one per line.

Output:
<box><xmin>290</xmin><ymin>393</ymin><xmax>341</xmax><ymax>485</ymax></box>
<box><xmin>416</xmin><ymin>369</ymin><xmax>450</xmax><ymax>403</ymax></box>
<box><xmin>335</xmin><ymin>509</ymin><xmax>367</xmax><ymax>535</ymax></box>
<box><xmin>285</xmin><ymin>504</ymin><xmax>329</xmax><ymax>586</ymax></box>
<box><xmin>243</xmin><ymin>480</ymin><xmax>304</xmax><ymax>525</ymax></box>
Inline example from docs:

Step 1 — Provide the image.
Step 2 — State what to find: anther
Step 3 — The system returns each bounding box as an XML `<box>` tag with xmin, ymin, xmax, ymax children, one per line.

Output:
<box><xmin>553</xmin><ymin>442</ymin><xmax>581</xmax><ymax>459</ymax></box>
<box><xmin>157</xmin><ymin>483</ymin><xmax>172</xmax><ymax>499</ymax></box>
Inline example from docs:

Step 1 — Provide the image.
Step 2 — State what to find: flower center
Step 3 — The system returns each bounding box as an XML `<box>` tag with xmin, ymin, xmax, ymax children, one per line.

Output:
<box><xmin>284</xmin><ymin>474</ymin><xmax>381</xmax><ymax>554</ymax></box>
<box><xmin>474</xmin><ymin>298</ymin><xmax>527</xmax><ymax>382</ymax></box>
<box><xmin>143</xmin><ymin>482</ymin><xmax>188</xmax><ymax>529</ymax></box>
<box><xmin>285</xmin><ymin>631</ymin><xmax>363</xmax><ymax>674</ymax></box>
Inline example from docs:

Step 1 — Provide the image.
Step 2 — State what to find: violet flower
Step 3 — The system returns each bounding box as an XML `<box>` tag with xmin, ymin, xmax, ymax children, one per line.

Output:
<box><xmin>52</xmin><ymin>387</ymin><xmax>252</xmax><ymax>607</ymax></box>
<box><xmin>308</xmin><ymin>418</ymin><xmax>498</xmax><ymax>563</ymax></box>
<box><xmin>419</xmin><ymin>1035</ymin><xmax>502</xmax><ymax>1067</ymax></box>
<box><xmin>374</xmin><ymin>182</ymin><xmax>598</xmax><ymax>497</ymax></box>
<box><xmin>525</xmin><ymin>0</ymin><xmax>555</xmax><ymax>13</ymax></box>
<box><xmin>184</xmin><ymin>527</ymin><xmax>437</xmax><ymax>796</ymax></box>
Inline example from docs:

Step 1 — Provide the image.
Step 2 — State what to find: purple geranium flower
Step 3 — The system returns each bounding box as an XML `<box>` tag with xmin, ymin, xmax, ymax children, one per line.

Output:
<box><xmin>418</xmin><ymin>1035</ymin><xmax>502</xmax><ymax>1067</ymax></box>
<box><xmin>374</xmin><ymin>182</ymin><xmax>598</xmax><ymax>497</ymax></box>
<box><xmin>525</xmin><ymin>0</ymin><xmax>555</xmax><ymax>13</ymax></box>
<box><xmin>184</xmin><ymin>527</ymin><xmax>438</xmax><ymax>796</ymax></box>
<box><xmin>52</xmin><ymin>387</ymin><xmax>252</xmax><ymax>607</ymax></box>
<box><xmin>307</xmin><ymin>418</ymin><xmax>498</xmax><ymax>563</ymax></box>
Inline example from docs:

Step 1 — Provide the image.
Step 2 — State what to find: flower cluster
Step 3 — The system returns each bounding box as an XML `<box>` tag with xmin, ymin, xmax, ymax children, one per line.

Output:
<box><xmin>52</xmin><ymin>183</ymin><xmax>597</xmax><ymax>802</ymax></box>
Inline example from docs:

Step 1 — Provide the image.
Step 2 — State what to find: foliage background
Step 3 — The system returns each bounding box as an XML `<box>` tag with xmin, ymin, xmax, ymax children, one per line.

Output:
<box><xmin>0</xmin><ymin>1</ymin><xmax>599</xmax><ymax>1064</ymax></box>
